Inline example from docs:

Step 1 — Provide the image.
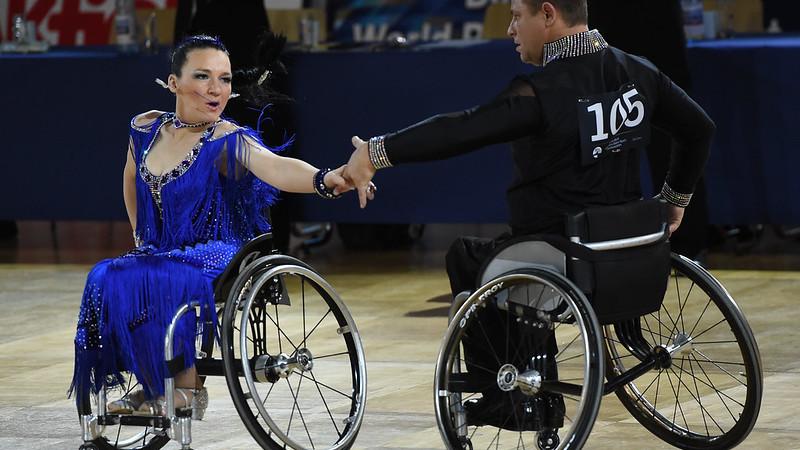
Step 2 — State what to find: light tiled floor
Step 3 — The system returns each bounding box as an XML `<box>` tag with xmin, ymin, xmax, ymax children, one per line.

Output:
<box><xmin>0</xmin><ymin>257</ymin><xmax>798</xmax><ymax>449</ymax></box>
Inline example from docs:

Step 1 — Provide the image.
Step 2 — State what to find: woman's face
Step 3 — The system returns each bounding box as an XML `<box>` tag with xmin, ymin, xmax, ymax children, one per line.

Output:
<box><xmin>169</xmin><ymin>48</ymin><xmax>232</xmax><ymax>123</ymax></box>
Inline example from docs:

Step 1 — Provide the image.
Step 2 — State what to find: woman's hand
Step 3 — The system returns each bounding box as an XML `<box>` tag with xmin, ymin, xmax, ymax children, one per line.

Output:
<box><xmin>324</xmin><ymin>165</ymin><xmax>356</xmax><ymax>196</ymax></box>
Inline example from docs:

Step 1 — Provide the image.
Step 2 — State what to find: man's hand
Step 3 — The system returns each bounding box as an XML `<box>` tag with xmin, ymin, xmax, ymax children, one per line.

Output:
<box><xmin>342</xmin><ymin>136</ymin><xmax>377</xmax><ymax>208</ymax></box>
<box><xmin>667</xmin><ymin>204</ymin><xmax>685</xmax><ymax>235</ymax></box>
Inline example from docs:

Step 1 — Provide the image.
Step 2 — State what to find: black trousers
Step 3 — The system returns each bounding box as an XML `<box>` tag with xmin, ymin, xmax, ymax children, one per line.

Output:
<box><xmin>445</xmin><ymin>235</ymin><xmax>503</xmax><ymax>298</ymax></box>
<box><xmin>444</xmin><ymin>222</ymin><xmax>563</xmax><ymax>295</ymax></box>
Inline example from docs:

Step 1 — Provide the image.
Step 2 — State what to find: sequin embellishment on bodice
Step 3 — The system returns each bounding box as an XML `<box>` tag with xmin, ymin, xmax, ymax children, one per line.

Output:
<box><xmin>137</xmin><ymin>114</ymin><xmax>216</xmax><ymax>213</ymax></box>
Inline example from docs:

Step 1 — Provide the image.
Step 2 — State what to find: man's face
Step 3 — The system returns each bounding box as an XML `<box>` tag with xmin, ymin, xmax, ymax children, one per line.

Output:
<box><xmin>507</xmin><ymin>0</ymin><xmax>548</xmax><ymax>65</ymax></box>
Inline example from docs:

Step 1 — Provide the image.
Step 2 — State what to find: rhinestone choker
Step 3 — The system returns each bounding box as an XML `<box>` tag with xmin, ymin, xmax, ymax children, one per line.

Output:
<box><xmin>173</xmin><ymin>115</ymin><xmax>217</xmax><ymax>129</ymax></box>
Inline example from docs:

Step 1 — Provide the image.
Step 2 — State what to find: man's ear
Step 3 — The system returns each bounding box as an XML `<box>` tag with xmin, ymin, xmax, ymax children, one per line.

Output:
<box><xmin>542</xmin><ymin>2</ymin><xmax>557</xmax><ymax>25</ymax></box>
<box><xmin>167</xmin><ymin>74</ymin><xmax>178</xmax><ymax>93</ymax></box>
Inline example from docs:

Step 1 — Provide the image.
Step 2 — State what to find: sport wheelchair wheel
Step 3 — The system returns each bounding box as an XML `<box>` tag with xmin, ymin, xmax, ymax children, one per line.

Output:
<box><xmin>76</xmin><ymin>373</ymin><xmax>170</xmax><ymax>450</ymax></box>
<box><xmin>434</xmin><ymin>268</ymin><xmax>605</xmax><ymax>450</ymax></box>
<box><xmin>221</xmin><ymin>255</ymin><xmax>367</xmax><ymax>450</ymax></box>
<box><xmin>605</xmin><ymin>254</ymin><xmax>763</xmax><ymax>449</ymax></box>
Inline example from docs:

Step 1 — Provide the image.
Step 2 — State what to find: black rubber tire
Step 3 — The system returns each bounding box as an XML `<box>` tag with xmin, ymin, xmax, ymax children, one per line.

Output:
<box><xmin>221</xmin><ymin>255</ymin><xmax>366</xmax><ymax>450</ymax></box>
<box><xmin>434</xmin><ymin>268</ymin><xmax>605</xmax><ymax>450</ymax></box>
<box><xmin>606</xmin><ymin>253</ymin><xmax>763</xmax><ymax>449</ymax></box>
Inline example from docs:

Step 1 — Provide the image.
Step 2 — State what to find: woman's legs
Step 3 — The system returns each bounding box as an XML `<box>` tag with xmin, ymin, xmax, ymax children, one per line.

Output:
<box><xmin>175</xmin><ymin>366</ymin><xmax>201</xmax><ymax>390</ymax></box>
<box><xmin>90</xmin><ymin>246</ymin><xmax>225</xmax><ymax>415</ymax></box>
<box><xmin>134</xmin><ymin>366</ymin><xmax>205</xmax><ymax>414</ymax></box>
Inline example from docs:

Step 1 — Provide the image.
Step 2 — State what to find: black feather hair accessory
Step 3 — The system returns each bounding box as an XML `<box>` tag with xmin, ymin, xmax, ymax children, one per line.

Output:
<box><xmin>232</xmin><ymin>31</ymin><xmax>293</xmax><ymax>106</ymax></box>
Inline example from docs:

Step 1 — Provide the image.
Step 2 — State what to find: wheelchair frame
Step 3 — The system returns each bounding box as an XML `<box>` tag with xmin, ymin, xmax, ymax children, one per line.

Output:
<box><xmin>434</xmin><ymin>228</ymin><xmax>763</xmax><ymax>450</ymax></box>
<box><xmin>77</xmin><ymin>233</ymin><xmax>368</xmax><ymax>450</ymax></box>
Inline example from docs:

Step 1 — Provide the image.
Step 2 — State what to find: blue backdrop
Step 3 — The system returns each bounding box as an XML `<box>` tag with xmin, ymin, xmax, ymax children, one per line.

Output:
<box><xmin>1</xmin><ymin>37</ymin><xmax>798</xmax><ymax>224</ymax></box>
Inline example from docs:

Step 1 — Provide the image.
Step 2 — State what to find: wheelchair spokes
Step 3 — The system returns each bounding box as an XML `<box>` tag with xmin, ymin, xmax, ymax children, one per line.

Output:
<box><xmin>76</xmin><ymin>239</ymin><xmax>368</xmax><ymax>450</ymax></box>
<box><xmin>223</xmin><ymin>261</ymin><xmax>367</xmax><ymax>450</ymax></box>
<box><xmin>605</xmin><ymin>254</ymin><xmax>762</xmax><ymax>449</ymax></box>
<box><xmin>435</xmin><ymin>269</ymin><xmax>604</xmax><ymax>450</ymax></box>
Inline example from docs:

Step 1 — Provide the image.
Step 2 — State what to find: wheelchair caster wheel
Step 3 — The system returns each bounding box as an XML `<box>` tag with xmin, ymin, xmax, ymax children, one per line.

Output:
<box><xmin>79</xmin><ymin>444</ymin><xmax>99</xmax><ymax>450</ymax></box>
<box><xmin>537</xmin><ymin>430</ymin><xmax>559</xmax><ymax>449</ymax></box>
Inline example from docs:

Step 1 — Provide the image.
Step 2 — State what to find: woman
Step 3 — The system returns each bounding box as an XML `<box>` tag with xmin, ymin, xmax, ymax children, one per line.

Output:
<box><xmin>69</xmin><ymin>34</ymin><xmax>362</xmax><ymax>416</ymax></box>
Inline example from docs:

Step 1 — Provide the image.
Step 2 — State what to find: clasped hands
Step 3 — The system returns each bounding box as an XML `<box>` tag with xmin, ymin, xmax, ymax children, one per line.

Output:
<box><xmin>323</xmin><ymin>136</ymin><xmax>377</xmax><ymax>208</ymax></box>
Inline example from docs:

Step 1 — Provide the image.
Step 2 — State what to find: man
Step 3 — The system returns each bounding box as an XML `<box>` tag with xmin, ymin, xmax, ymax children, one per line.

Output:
<box><xmin>345</xmin><ymin>0</ymin><xmax>712</xmax><ymax>291</ymax></box>
<box><xmin>343</xmin><ymin>0</ymin><xmax>714</xmax><ymax>431</ymax></box>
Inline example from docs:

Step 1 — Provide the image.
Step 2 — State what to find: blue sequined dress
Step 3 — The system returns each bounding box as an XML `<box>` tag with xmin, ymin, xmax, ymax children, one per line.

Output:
<box><xmin>69</xmin><ymin>112</ymin><xmax>279</xmax><ymax>402</ymax></box>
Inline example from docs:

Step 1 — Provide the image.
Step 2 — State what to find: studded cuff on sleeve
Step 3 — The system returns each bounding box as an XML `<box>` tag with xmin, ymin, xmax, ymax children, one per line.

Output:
<box><xmin>368</xmin><ymin>136</ymin><xmax>393</xmax><ymax>170</ymax></box>
<box><xmin>660</xmin><ymin>182</ymin><xmax>692</xmax><ymax>208</ymax></box>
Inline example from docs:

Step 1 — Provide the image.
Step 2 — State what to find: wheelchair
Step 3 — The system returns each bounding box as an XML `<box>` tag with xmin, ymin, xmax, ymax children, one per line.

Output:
<box><xmin>76</xmin><ymin>233</ymin><xmax>368</xmax><ymax>450</ymax></box>
<box><xmin>433</xmin><ymin>200</ymin><xmax>763</xmax><ymax>449</ymax></box>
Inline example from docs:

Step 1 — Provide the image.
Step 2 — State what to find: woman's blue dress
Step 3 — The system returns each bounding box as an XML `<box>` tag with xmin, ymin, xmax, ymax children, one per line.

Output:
<box><xmin>70</xmin><ymin>112</ymin><xmax>279</xmax><ymax>402</ymax></box>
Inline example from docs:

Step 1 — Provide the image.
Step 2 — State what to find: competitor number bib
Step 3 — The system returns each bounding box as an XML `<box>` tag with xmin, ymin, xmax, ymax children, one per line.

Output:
<box><xmin>577</xmin><ymin>83</ymin><xmax>650</xmax><ymax>166</ymax></box>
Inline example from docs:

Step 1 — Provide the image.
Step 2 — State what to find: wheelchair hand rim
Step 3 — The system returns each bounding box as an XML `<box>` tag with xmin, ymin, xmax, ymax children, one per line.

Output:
<box><xmin>238</xmin><ymin>264</ymin><xmax>368</xmax><ymax>450</ymax></box>
<box><xmin>433</xmin><ymin>269</ymin><xmax>605</xmax><ymax>450</ymax></box>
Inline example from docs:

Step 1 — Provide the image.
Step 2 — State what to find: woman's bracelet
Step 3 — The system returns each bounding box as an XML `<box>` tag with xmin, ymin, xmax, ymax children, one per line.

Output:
<box><xmin>313</xmin><ymin>168</ymin><xmax>342</xmax><ymax>200</ymax></box>
<box><xmin>660</xmin><ymin>182</ymin><xmax>692</xmax><ymax>208</ymax></box>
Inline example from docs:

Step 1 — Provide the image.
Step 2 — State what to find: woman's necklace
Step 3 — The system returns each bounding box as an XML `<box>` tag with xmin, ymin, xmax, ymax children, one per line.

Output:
<box><xmin>173</xmin><ymin>114</ymin><xmax>218</xmax><ymax>129</ymax></box>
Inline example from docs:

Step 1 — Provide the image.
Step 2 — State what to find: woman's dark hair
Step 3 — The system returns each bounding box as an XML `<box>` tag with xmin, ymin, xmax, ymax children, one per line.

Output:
<box><xmin>170</xmin><ymin>34</ymin><xmax>229</xmax><ymax>77</ymax></box>
<box><xmin>170</xmin><ymin>33</ymin><xmax>291</xmax><ymax>105</ymax></box>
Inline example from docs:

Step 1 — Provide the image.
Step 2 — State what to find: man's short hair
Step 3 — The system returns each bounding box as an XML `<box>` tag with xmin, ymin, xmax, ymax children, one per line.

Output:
<box><xmin>524</xmin><ymin>0</ymin><xmax>588</xmax><ymax>26</ymax></box>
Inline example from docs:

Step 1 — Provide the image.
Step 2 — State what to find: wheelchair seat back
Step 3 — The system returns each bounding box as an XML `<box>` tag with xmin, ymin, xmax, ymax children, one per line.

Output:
<box><xmin>567</xmin><ymin>199</ymin><xmax>671</xmax><ymax>324</ymax></box>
